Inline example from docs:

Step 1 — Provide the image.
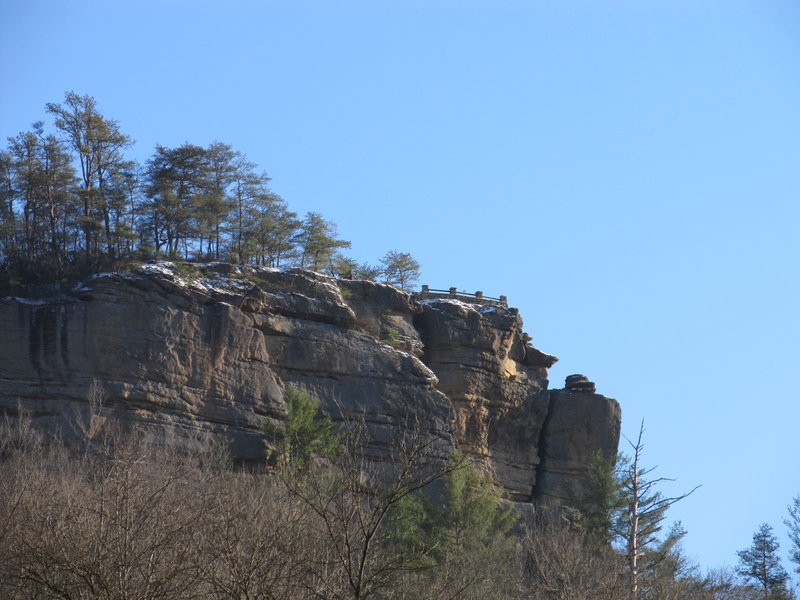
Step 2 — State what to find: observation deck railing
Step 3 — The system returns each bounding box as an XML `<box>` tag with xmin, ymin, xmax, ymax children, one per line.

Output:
<box><xmin>414</xmin><ymin>285</ymin><xmax>508</xmax><ymax>308</ymax></box>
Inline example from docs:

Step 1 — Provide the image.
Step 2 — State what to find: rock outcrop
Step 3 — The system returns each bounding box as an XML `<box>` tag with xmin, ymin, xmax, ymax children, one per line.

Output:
<box><xmin>535</xmin><ymin>375</ymin><xmax>622</xmax><ymax>505</ymax></box>
<box><xmin>0</xmin><ymin>263</ymin><xmax>620</xmax><ymax>503</ymax></box>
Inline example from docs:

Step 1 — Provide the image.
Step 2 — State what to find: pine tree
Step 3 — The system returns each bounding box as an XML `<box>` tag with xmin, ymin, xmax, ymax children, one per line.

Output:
<box><xmin>786</xmin><ymin>496</ymin><xmax>800</xmax><ymax>575</ymax></box>
<box><xmin>379</xmin><ymin>250</ymin><xmax>420</xmax><ymax>291</ymax></box>
<box><xmin>736</xmin><ymin>523</ymin><xmax>790</xmax><ymax>600</ymax></box>
<box><xmin>294</xmin><ymin>212</ymin><xmax>350</xmax><ymax>272</ymax></box>
<box><xmin>570</xmin><ymin>450</ymin><xmax>620</xmax><ymax>547</ymax></box>
<box><xmin>230</xmin><ymin>155</ymin><xmax>270</xmax><ymax>264</ymax></box>
<box><xmin>143</xmin><ymin>143</ymin><xmax>207</xmax><ymax>258</ymax></box>
<box><xmin>196</xmin><ymin>142</ymin><xmax>238</xmax><ymax>260</ymax></box>
<box><xmin>245</xmin><ymin>193</ymin><xmax>299</xmax><ymax>267</ymax></box>
<box><xmin>3</xmin><ymin>124</ymin><xmax>78</xmax><ymax>283</ymax></box>
<box><xmin>46</xmin><ymin>91</ymin><xmax>132</xmax><ymax>257</ymax></box>
<box><xmin>438</xmin><ymin>451</ymin><xmax>517</xmax><ymax>553</ymax></box>
<box><xmin>261</xmin><ymin>385</ymin><xmax>341</xmax><ymax>467</ymax></box>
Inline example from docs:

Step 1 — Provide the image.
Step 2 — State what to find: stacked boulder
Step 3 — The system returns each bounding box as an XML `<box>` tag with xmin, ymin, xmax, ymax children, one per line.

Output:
<box><xmin>564</xmin><ymin>374</ymin><xmax>596</xmax><ymax>394</ymax></box>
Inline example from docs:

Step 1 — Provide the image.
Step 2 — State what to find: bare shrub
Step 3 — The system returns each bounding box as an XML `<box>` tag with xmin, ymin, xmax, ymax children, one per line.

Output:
<box><xmin>0</xmin><ymin>403</ymin><xmax>725</xmax><ymax>600</ymax></box>
<box><xmin>277</xmin><ymin>417</ymin><xmax>458</xmax><ymax>599</ymax></box>
<box><xmin>0</xmin><ymin>426</ymin><xmax>208</xmax><ymax>598</ymax></box>
<box><xmin>193</xmin><ymin>468</ymin><xmax>312</xmax><ymax>599</ymax></box>
<box><xmin>523</xmin><ymin>508</ymin><xmax>625</xmax><ymax>600</ymax></box>
<box><xmin>71</xmin><ymin>378</ymin><xmax>112</xmax><ymax>444</ymax></box>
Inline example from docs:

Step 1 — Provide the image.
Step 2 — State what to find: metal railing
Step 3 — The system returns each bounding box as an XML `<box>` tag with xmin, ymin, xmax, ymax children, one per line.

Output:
<box><xmin>414</xmin><ymin>285</ymin><xmax>508</xmax><ymax>307</ymax></box>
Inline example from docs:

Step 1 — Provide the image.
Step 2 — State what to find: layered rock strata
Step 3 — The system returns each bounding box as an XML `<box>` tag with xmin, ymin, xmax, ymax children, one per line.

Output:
<box><xmin>535</xmin><ymin>375</ymin><xmax>622</xmax><ymax>505</ymax></box>
<box><xmin>0</xmin><ymin>263</ymin><xmax>621</xmax><ymax>503</ymax></box>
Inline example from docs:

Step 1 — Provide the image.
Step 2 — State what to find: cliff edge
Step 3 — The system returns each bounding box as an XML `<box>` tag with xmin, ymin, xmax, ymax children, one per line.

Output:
<box><xmin>0</xmin><ymin>263</ymin><xmax>620</xmax><ymax>503</ymax></box>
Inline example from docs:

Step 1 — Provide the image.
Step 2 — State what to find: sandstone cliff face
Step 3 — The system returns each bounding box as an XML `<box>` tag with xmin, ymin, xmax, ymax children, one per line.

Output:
<box><xmin>534</xmin><ymin>378</ymin><xmax>623</xmax><ymax>505</ymax></box>
<box><xmin>0</xmin><ymin>263</ymin><xmax>620</xmax><ymax>503</ymax></box>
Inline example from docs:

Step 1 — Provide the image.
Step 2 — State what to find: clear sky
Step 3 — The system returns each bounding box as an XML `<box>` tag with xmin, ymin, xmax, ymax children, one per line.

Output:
<box><xmin>2</xmin><ymin>0</ymin><xmax>799</xmax><ymax>577</ymax></box>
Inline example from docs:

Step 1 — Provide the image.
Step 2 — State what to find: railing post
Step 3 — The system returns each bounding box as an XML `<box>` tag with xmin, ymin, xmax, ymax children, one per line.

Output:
<box><xmin>475</xmin><ymin>291</ymin><xmax>483</xmax><ymax>299</ymax></box>
<box><xmin>421</xmin><ymin>284</ymin><xmax>429</xmax><ymax>294</ymax></box>
<box><xmin>449</xmin><ymin>287</ymin><xmax>457</xmax><ymax>296</ymax></box>
<box><xmin>499</xmin><ymin>295</ymin><xmax>507</xmax><ymax>305</ymax></box>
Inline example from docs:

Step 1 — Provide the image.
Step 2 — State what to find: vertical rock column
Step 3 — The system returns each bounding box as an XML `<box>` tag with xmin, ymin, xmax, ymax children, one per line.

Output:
<box><xmin>534</xmin><ymin>374</ymin><xmax>622</xmax><ymax>504</ymax></box>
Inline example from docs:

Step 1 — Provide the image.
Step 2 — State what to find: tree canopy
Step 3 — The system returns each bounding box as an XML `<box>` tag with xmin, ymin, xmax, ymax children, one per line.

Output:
<box><xmin>380</xmin><ymin>250</ymin><xmax>420</xmax><ymax>291</ymax></box>
<box><xmin>736</xmin><ymin>523</ymin><xmax>790</xmax><ymax>600</ymax></box>
<box><xmin>1</xmin><ymin>91</ymin><xmax>422</xmax><ymax>296</ymax></box>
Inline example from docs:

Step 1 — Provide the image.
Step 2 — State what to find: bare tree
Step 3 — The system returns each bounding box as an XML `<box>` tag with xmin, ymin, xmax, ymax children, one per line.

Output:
<box><xmin>192</xmin><ymin>466</ymin><xmax>312</xmax><ymax>599</ymax></box>
<box><xmin>0</xmin><ymin>426</ymin><xmax>209</xmax><ymax>598</ymax></box>
<box><xmin>278</xmin><ymin>418</ymin><xmax>458</xmax><ymax>600</ymax></box>
<box><xmin>523</xmin><ymin>507</ymin><xmax>624</xmax><ymax>600</ymax></box>
<box><xmin>614</xmin><ymin>421</ymin><xmax>700</xmax><ymax>600</ymax></box>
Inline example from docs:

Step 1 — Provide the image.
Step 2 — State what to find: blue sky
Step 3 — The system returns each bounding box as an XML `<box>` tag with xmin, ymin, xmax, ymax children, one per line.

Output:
<box><xmin>3</xmin><ymin>0</ymin><xmax>800</xmax><ymax>575</ymax></box>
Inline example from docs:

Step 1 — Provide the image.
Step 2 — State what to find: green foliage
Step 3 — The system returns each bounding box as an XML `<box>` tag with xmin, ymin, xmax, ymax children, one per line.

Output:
<box><xmin>379</xmin><ymin>249</ymin><xmax>421</xmax><ymax>291</ymax></box>
<box><xmin>240</xmin><ymin>192</ymin><xmax>299</xmax><ymax>267</ymax></box>
<box><xmin>386</xmin><ymin>487</ymin><xmax>442</xmax><ymax>568</ymax></box>
<box><xmin>609</xmin><ymin>423</ymin><xmax>700</xmax><ymax>600</ymax></box>
<box><xmin>441</xmin><ymin>452</ymin><xmax>517</xmax><ymax>549</ymax></box>
<box><xmin>383</xmin><ymin>452</ymin><xmax>521</xmax><ymax>599</ymax></box>
<box><xmin>336</xmin><ymin>282</ymin><xmax>353</xmax><ymax>299</ymax></box>
<box><xmin>46</xmin><ymin>91</ymin><xmax>133</xmax><ymax>256</ymax></box>
<box><xmin>644</xmin><ymin>521</ymin><xmax>692</xmax><ymax>587</ymax></box>
<box><xmin>294</xmin><ymin>211</ymin><xmax>350</xmax><ymax>272</ymax></box>
<box><xmin>329</xmin><ymin>253</ymin><xmax>358</xmax><ymax>279</ymax></box>
<box><xmin>611</xmin><ymin>453</ymin><xmax>671</xmax><ymax>551</ymax></box>
<box><xmin>736</xmin><ymin>523</ymin><xmax>790</xmax><ymax>599</ymax></box>
<box><xmin>389</xmin><ymin>451</ymin><xmax>517</xmax><ymax>564</ymax></box>
<box><xmin>262</xmin><ymin>385</ymin><xmax>341</xmax><ymax>466</ymax></box>
<box><xmin>570</xmin><ymin>450</ymin><xmax>620</xmax><ymax>546</ymax></box>
<box><xmin>381</xmin><ymin>327</ymin><xmax>405</xmax><ymax>349</ymax></box>
<box><xmin>1</xmin><ymin>92</ymin><xmax>374</xmax><ymax>289</ymax></box>
<box><xmin>171</xmin><ymin>260</ymin><xmax>204</xmax><ymax>281</ymax></box>
<box><xmin>352</xmin><ymin>261</ymin><xmax>382</xmax><ymax>281</ymax></box>
<box><xmin>1</xmin><ymin>91</ymin><xmax>438</xmax><ymax>300</ymax></box>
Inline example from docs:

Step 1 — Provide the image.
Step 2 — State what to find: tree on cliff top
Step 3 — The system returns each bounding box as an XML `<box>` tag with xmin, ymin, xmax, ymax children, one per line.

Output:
<box><xmin>380</xmin><ymin>250</ymin><xmax>420</xmax><ymax>291</ymax></box>
<box><xmin>46</xmin><ymin>91</ymin><xmax>133</xmax><ymax>257</ymax></box>
<box><xmin>294</xmin><ymin>211</ymin><xmax>350</xmax><ymax>273</ymax></box>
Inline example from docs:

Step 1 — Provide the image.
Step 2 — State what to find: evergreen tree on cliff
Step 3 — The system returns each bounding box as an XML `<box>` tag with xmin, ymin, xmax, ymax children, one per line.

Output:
<box><xmin>380</xmin><ymin>250</ymin><xmax>420</xmax><ymax>291</ymax></box>
<box><xmin>46</xmin><ymin>91</ymin><xmax>133</xmax><ymax>259</ymax></box>
<box><xmin>294</xmin><ymin>211</ymin><xmax>350</xmax><ymax>272</ymax></box>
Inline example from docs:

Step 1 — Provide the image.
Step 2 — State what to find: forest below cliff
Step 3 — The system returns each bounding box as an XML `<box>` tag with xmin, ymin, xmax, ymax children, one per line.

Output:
<box><xmin>1</xmin><ymin>387</ymin><xmax>798</xmax><ymax>600</ymax></box>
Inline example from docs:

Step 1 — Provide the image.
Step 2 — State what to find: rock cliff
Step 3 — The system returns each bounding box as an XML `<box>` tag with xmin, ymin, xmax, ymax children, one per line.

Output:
<box><xmin>0</xmin><ymin>263</ymin><xmax>621</xmax><ymax>503</ymax></box>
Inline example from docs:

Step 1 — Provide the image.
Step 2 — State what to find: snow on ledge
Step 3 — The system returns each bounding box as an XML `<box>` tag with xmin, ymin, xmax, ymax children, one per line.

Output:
<box><xmin>419</xmin><ymin>297</ymin><xmax>502</xmax><ymax>314</ymax></box>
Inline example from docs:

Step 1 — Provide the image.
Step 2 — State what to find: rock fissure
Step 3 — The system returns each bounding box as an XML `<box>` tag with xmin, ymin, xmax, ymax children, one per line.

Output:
<box><xmin>531</xmin><ymin>392</ymin><xmax>555</xmax><ymax>502</ymax></box>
